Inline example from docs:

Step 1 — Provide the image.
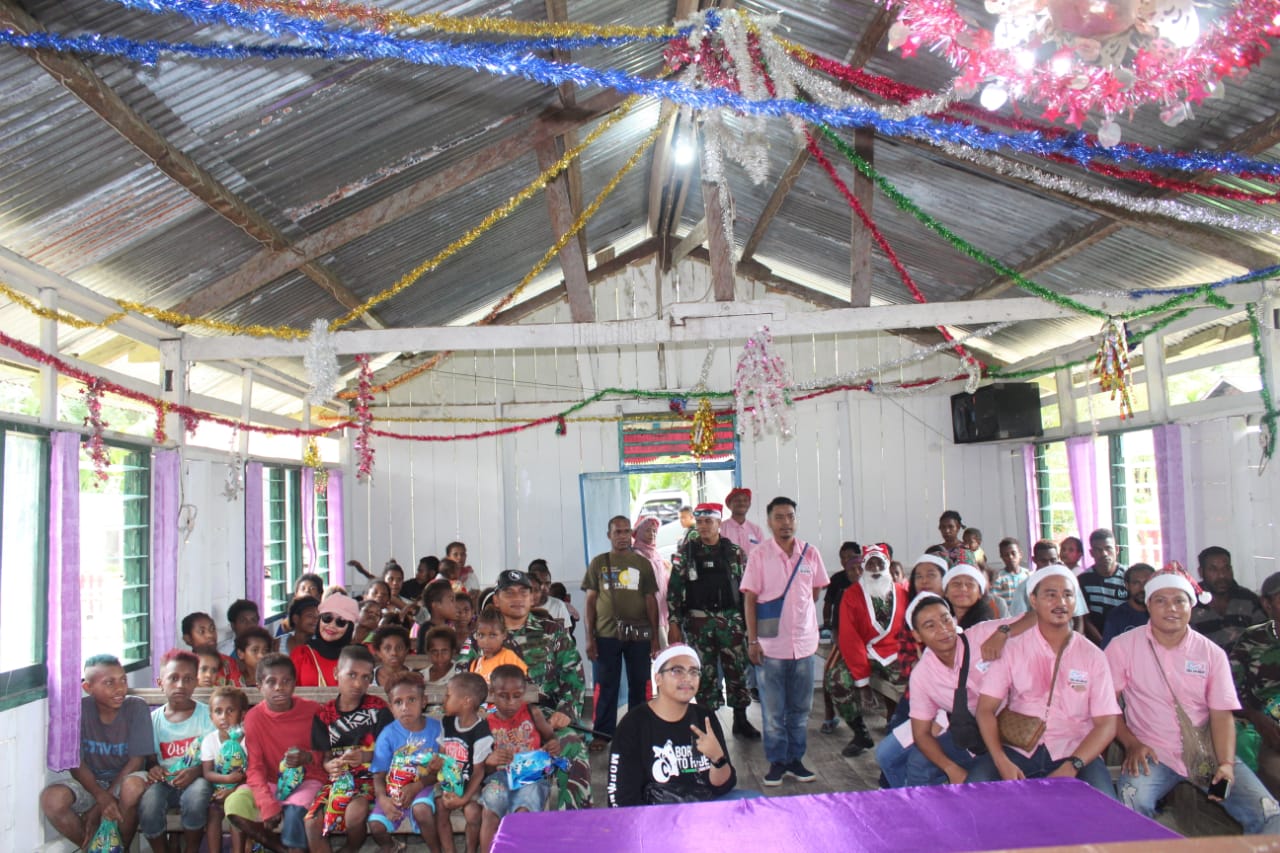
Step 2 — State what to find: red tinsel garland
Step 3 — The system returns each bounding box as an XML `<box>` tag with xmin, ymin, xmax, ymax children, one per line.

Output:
<box><xmin>82</xmin><ymin>377</ymin><xmax>110</xmax><ymax>483</ymax></box>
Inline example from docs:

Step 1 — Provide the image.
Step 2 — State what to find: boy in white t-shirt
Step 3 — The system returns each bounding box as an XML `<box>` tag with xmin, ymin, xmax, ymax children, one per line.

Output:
<box><xmin>201</xmin><ymin>686</ymin><xmax>249</xmax><ymax>853</ymax></box>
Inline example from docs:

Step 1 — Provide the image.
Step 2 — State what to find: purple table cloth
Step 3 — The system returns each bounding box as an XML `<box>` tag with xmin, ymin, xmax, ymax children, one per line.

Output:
<box><xmin>491</xmin><ymin>779</ymin><xmax>1177</xmax><ymax>852</ymax></box>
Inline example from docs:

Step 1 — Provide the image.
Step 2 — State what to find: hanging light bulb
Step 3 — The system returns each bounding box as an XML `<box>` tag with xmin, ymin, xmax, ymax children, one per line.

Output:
<box><xmin>980</xmin><ymin>84</ymin><xmax>1009</xmax><ymax>111</ymax></box>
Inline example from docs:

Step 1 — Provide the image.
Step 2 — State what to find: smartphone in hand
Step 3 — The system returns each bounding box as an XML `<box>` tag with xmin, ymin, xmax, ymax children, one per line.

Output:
<box><xmin>1207</xmin><ymin>777</ymin><xmax>1230</xmax><ymax>800</ymax></box>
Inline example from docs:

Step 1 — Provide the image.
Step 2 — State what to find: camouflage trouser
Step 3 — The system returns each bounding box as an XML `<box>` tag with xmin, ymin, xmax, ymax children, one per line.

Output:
<box><xmin>824</xmin><ymin>649</ymin><xmax>902</xmax><ymax>726</ymax></box>
<box><xmin>551</xmin><ymin>728</ymin><xmax>592</xmax><ymax>809</ymax></box>
<box><xmin>683</xmin><ymin>611</ymin><xmax>751</xmax><ymax>711</ymax></box>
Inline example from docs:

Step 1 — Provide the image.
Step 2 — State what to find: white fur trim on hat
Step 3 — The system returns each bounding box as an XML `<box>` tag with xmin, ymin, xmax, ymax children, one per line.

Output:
<box><xmin>1025</xmin><ymin>565</ymin><xmax>1080</xmax><ymax>599</ymax></box>
<box><xmin>862</xmin><ymin>544</ymin><xmax>890</xmax><ymax>567</ymax></box>
<box><xmin>651</xmin><ymin>644</ymin><xmax>701</xmax><ymax>694</ymax></box>
<box><xmin>943</xmin><ymin>564</ymin><xmax>987</xmax><ymax>595</ymax></box>
<box><xmin>1145</xmin><ymin>572</ymin><xmax>1212</xmax><ymax>606</ymax></box>
<box><xmin>913</xmin><ymin>554</ymin><xmax>949</xmax><ymax>573</ymax></box>
<box><xmin>905</xmin><ymin>592</ymin><xmax>950</xmax><ymax>631</ymax></box>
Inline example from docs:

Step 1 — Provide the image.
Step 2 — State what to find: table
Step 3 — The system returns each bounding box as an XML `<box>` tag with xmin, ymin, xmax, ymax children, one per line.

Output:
<box><xmin>491</xmin><ymin>779</ymin><xmax>1179</xmax><ymax>852</ymax></box>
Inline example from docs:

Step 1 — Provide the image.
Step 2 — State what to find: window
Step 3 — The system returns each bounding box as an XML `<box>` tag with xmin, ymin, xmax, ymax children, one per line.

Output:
<box><xmin>79</xmin><ymin>443</ymin><xmax>151</xmax><ymax>670</ymax></box>
<box><xmin>261</xmin><ymin>466</ymin><xmax>330</xmax><ymax>616</ymax></box>
<box><xmin>1035</xmin><ymin>428</ymin><xmax>1161</xmax><ymax>567</ymax></box>
<box><xmin>0</xmin><ymin>426</ymin><xmax>48</xmax><ymax>707</ymax></box>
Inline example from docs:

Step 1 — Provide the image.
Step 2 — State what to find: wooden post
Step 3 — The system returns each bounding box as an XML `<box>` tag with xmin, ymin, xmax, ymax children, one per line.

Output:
<box><xmin>850</xmin><ymin>129</ymin><xmax>874</xmax><ymax>308</ymax></box>
<box><xmin>702</xmin><ymin>181</ymin><xmax>736</xmax><ymax>301</ymax></box>
<box><xmin>38</xmin><ymin>287</ymin><xmax>57</xmax><ymax>426</ymax></box>
<box><xmin>158</xmin><ymin>338</ymin><xmax>185</xmax><ymax>446</ymax></box>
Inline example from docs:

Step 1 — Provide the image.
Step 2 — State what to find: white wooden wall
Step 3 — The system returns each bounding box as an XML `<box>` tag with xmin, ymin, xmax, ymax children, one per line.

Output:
<box><xmin>348</xmin><ymin>259</ymin><xmax>1028</xmax><ymax>585</ymax></box>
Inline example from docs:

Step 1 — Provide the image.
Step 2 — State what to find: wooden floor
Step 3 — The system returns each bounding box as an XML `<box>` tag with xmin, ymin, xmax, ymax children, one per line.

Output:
<box><xmin>586</xmin><ymin>688</ymin><xmax>886</xmax><ymax>804</ymax></box>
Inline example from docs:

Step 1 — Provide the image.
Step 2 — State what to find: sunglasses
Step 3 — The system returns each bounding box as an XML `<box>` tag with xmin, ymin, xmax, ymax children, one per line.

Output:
<box><xmin>319</xmin><ymin>614</ymin><xmax>351</xmax><ymax>628</ymax></box>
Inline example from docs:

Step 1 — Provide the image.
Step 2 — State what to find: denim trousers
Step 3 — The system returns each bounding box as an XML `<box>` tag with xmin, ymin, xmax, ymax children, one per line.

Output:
<box><xmin>967</xmin><ymin>744</ymin><xmax>1116</xmax><ymax>799</ymax></box>
<box><xmin>593</xmin><ymin>635</ymin><xmax>651</xmax><ymax>737</ymax></box>
<box><xmin>139</xmin><ymin>777</ymin><xmax>214</xmax><ymax>836</ymax></box>
<box><xmin>1118</xmin><ymin>758</ymin><xmax>1280</xmax><ymax>835</ymax></box>
<box><xmin>759</xmin><ymin>655</ymin><xmax>814</xmax><ymax>765</ymax></box>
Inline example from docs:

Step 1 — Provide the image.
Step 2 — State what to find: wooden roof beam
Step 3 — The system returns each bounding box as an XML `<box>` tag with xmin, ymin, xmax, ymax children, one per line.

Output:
<box><xmin>0</xmin><ymin>1</ymin><xmax>384</xmax><ymax>330</ymax></box>
<box><xmin>169</xmin><ymin>86</ymin><xmax>631</xmax><ymax>320</ymax></box>
<box><xmin>535</xmin><ymin>140</ymin><xmax>595</xmax><ymax>322</ymax></box>
<box><xmin>739</xmin><ymin>6</ymin><xmax>897</xmax><ymax>264</ymax></box>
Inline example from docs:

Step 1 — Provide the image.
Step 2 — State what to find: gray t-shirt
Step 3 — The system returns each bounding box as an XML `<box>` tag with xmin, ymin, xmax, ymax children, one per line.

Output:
<box><xmin>81</xmin><ymin>695</ymin><xmax>154</xmax><ymax>783</ymax></box>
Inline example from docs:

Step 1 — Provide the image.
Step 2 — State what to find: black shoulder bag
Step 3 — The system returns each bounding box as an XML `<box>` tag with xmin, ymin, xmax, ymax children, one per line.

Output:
<box><xmin>946</xmin><ymin>633</ymin><xmax>988</xmax><ymax>755</ymax></box>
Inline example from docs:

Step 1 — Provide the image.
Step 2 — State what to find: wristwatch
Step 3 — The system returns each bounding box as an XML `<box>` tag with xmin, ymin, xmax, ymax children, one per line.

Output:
<box><xmin>709</xmin><ymin>754</ymin><xmax>729</xmax><ymax>768</ymax></box>
<box><xmin>1068</xmin><ymin>756</ymin><xmax>1085</xmax><ymax>773</ymax></box>
<box><xmin>997</xmin><ymin>625</ymin><xmax>1012</xmax><ymax>635</ymax></box>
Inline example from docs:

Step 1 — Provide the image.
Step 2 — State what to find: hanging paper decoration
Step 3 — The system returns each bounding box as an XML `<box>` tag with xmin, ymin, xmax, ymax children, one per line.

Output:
<box><xmin>223</xmin><ymin>453</ymin><xmax>245</xmax><ymax>501</ymax></box>
<box><xmin>555</xmin><ymin>415</ymin><xmax>567</xmax><ymax>436</ymax></box>
<box><xmin>304</xmin><ymin>318</ymin><xmax>341</xmax><ymax>406</ymax></box>
<box><xmin>689</xmin><ymin>398</ymin><xmax>718</xmax><ymax>457</ymax></box>
<box><xmin>881</xmin><ymin>0</ymin><xmax>1280</xmax><ymax>142</ymax></box>
<box><xmin>303</xmin><ymin>437</ymin><xmax>328</xmax><ymax>494</ymax></box>
<box><xmin>353</xmin><ymin>355</ymin><xmax>376</xmax><ymax>481</ymax></box>
<box><xmin>1093</xmin><ymin>319</ymin><xmax>1134</xmax><ymax>420</ymax></box>
<box><xmin>734</xmin><ymin>327</ymin><xmax>794</xmax><ymax>440</ymax></box>
<box><xmin>82</xmin><ymin>377</ymin><xmax>111</xmax><ymax>484</ymax></box>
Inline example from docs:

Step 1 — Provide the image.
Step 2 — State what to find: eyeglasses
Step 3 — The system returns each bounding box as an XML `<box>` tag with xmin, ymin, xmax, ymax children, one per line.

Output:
<box><xmin>659</xmin><ymin>666</ymin><xmax>702</xmax><ymax>679</ymax></box>
<box><xmin>319</xmin><ymin>614</ymin><xmax>351</xmax><ymax>628</ymax></box>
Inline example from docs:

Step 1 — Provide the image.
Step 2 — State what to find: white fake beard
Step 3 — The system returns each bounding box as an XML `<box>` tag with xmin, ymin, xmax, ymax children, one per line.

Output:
<box><xmin>863</xmin><ymin>571</ymin><xmax>893</xmax><ymax>601</ymax></box>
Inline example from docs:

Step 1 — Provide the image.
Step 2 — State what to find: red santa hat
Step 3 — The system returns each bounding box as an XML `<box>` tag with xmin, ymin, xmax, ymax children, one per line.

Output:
<box><xmin>725</xmin><ymin>487</ymin><xmax>752</xmax><ymax>503</ymax></box>
<box><xmin>693</xmin><ymin>502</ymin><xmax>723</xmax><ymax>519</ymax></box>
<box><xmin>861</xmin><ymin>544</ymin><xmax>891</xmax><ymax>569</ymax></box>
<box><xmin>1144</xmin><ymin>560</ymin><xmax>1212</xmax><ymax>606</ymax></box>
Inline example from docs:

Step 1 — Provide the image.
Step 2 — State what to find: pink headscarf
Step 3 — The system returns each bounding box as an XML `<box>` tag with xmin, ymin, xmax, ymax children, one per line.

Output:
<box><xmin>633</xmin><ymin>515</ymin><xmax>662</xmax><ymax>568</ymax></box>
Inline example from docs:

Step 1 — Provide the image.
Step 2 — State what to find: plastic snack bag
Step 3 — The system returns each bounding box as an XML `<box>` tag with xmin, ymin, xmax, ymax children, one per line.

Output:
<box><xmin>437</xmin><ymin>754</ymin><xmax>464</xmax><ymax>797</ymax></box>
<box><xmin>386</xmin><ymin>739</ymin><xmax>434</xmax><ymax>800</ymax></box>
<box><xmin>507</xmin><ymin>750</ymin><xmax>570</xmax><ymax>789</ymax></box>
<box><xmin>321</xmin><ymin>771</ymin><xmax>355</xmax><ymax>836</ymax></box>
<box><xmin>166</xmin><ymin>739</ymin><xmax>202</xmax><ymax>782</ymax></box>
<box><xmin>277</xmin><ymin>747</ymin><xmax>306</xmax><ymax>801</ymax></box>
<box><xmin>214</xmin><ymin>726</ymin><xmax>248</xmax><ymax>791</ymax></box>
<box><xmin>86</xmin><ymin>818</ymin><xmax>123</xmax><ymax>853</ymax></box>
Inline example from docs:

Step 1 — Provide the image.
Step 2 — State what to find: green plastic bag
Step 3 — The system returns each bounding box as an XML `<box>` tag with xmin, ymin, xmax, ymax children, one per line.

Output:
<box><xmin>86</xmin><ymin>818</ymin><xmax>123</xmax><ymax>853</ymax></box>
<box><xmin>1236</xmin><ymin>720</ymin><xmax>1261</xmax><ymax>773</ymax></box>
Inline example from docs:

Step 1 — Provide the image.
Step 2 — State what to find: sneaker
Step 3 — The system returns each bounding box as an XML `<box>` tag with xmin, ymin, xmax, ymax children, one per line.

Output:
<box><xmin>763</xmin><ymin>762</ymin><xmax>786</xmax><ymax>787</ymax></box>
<box><xmin>819</xmin><ymin>718</ymin><xmax>840</xmax><ymax>735</ymax></box>
<box><xmin>786</xmin><ymin>760</ymin><xmax>816</xmax><ymax>782</ymax></box>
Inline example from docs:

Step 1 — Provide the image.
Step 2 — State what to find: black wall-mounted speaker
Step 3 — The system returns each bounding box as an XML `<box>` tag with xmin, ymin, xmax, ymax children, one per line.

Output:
<box><xmin>951</xmin><ymin>383</ymin><xmax>1044</xmax><ymax>444</ymax></box>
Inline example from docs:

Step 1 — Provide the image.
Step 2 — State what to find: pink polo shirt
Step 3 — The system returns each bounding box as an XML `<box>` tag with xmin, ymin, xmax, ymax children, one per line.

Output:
<box><xmin>1105</xmin><ymin>624</ymin><xmax>1240</xmax><ymax>778</ymax></box>
<box><xmin>908</xmin><ymin>618</ymin><xmax>1012</xmax><ymax>723</ymax></box>
<box><xmin>721</xmin><ymin>517</ymin><xmax>765</xmax><ymax>557</ymax></box>
<box><xmin>740</xmin><ymin>537</ymin><xmax>828</xmax><ymax>660</ymax></box>
<box><xmin>980</xmin><ymin>626</ymin><xmax>1121</xmax><ymax>760</ymax></box>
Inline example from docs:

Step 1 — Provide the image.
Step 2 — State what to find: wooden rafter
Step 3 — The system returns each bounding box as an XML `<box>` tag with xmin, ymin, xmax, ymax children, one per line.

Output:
<box><xmin>0</xmin><ymin>0</ymin><xmax>385</xmax><ymax>330</ymax></box>
<box><xmin>544</xmin><ymin>0</ymin><xmax>587</xmax><ymax>258</ymax></box>
<box><xmin>961</xmin><ymin>111</ymin><xmax>1280</xmax><ymax>300</ymax></box>
<box><xmin>169</xmin><ymin>88</ymin><xmax>630</xmax><ymax>319</ymax></box>
<box><xmin>535</xmin><ymin>140</ymin><xmax>595</xmax><ymax>322</ymax></box>
<box><xmin>739</xmin><ymin>5</ymin><xmax>898</xmax><ymax>264</ymax></box>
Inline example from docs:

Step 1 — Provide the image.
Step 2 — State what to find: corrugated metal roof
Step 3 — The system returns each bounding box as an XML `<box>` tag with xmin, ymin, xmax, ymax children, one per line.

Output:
<box><xmin>0</xmin><ymin>0</ymin><xmax>1276</xmax><ymax>410</ymax></box>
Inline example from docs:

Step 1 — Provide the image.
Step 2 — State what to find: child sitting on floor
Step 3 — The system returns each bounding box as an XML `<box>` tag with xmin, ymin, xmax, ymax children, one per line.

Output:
<box><xmin>39</xmin><ymin>655</ymin><xmax>151</xmax><ymax>850</ymax></box>
<box><xmin>435</xmin><ymin>673</ymin><xmax>494</xmax><ymax>853</ymax></box>
<box><xmin>182</xmin><ymin>611</ymin><xmax>242</xmax><ymax>685</ymax></box>
<box><xmin>373</xmin><ymin>625</ymin><xmax>413</xmax><ymax>689</ymax></box>
<box><xmin>140</xmin><ymin>650</ymin><xmax>214</xmax><ymax>853</ymax></box>
<box><xmin>196</xmin><ymin>648</ymin><xmax>226</xmax><ymax>688</ymax></box>
<box><xmin>422</xmin><ymin>626</ymin><xmax>459</xmax><ymax>719</ymax></box>
<box><xmin>201</xmin><ymin>686</ymin><xmax>249</xmax><ymax>853</ymax></box>
<box><xmin>234</xmin><ymin>626</ymin><xmax>273</xmax><ymax>688</ymax></box>
<box><xmin>467</xmin><ymin>608</ymin><xmax>527</xmax><ymax>684</ymax></box>
<box><xmin>478</xmin><ymin>665</ymin><xmax>560</xmax><ymax>852</ymax></box>
<box><xmin>223</xmin><ymin>653</ymin><xmax>324</xmax><ymax>853</ymax></box>
<box><xmin>369</xmin><ymin>670</ymin><xmax>445</xmax><ymax>853</ymax></box>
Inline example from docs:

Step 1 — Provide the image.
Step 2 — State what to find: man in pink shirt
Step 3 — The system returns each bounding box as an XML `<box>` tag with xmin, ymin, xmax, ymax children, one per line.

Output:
<box><xmin>720</xmin><ymin>488</ymin><xmax>765</xmax><ymax>557</ymax></box>
<box><xmin>1108</xmin><ymin>564</ymin><xmax>1280</xmax><ymax>834</ymax></box>
<box><xmin>741</xmin><ymin>496</ymin><xmax>829</xmax><ymax>787</ymax></box>
<box><xmin>969</xmin><ymin>566</ymin><xmax>1121</xmax><ymax>796</ymax></box>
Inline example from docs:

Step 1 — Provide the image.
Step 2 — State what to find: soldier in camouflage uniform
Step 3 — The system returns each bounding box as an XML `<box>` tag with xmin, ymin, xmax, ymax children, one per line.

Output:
<box><xmin>667</xmin><ymin>503</ymin><xmax>760</xmax><ymax>739</ymax></box>
<box><xmin>1231</xmin><ymin>571</ymin><xmax>1280</xmax><ymax>796</ymax></box>
<box><xmin>462</xmin><ymin>569</ymin><xmax>592</xmax><ymax>809</ymax></box>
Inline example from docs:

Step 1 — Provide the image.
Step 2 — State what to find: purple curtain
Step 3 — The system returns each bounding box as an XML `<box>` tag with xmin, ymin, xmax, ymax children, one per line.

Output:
<box><xmin>1022</xmin><ymin>444</ymin><xmax>1040</xmax><ymax>548</ymax></box>
<box><xmin>1153</xmin><ymin>423</ymin><xmax>1187</xmax><ymax>566</ymax></box>
<box><xmin>1066</xmin><ymin>435</ymin><xmax>1102</xmax><ymax>563</ymax></box>
<box><xmin>327</xmin><ymin>469</ymin><xmax>345</xmax><ymax>587</ymax></box>
<box><xmin>244</xmin><ymin>461</ymin><xmax>264</xmax><ymax>612</ymax></box>
<box><xmin>150</xmin><ymin>449</ymin><xmax>181</xmax><ymax>671</ymax></box>
<box><xmin>47</xmin><ymin>432</ymin><xmax>81</xmax><ymax>771</ymax></box>
<box><xmin>301</xmin><ymin>468</ymin><xmax>317</xmax><ymax>572</ymax></box>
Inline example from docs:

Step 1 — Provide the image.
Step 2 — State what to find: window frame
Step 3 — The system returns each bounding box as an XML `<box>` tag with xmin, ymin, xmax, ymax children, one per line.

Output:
<box><xmin>0</xmin><ymin>422</ymin><xmax>50</xmax><ymax>710</ymax></box>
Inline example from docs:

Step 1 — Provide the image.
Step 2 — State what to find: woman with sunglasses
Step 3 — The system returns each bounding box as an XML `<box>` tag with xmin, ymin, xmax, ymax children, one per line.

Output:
<box><xmin>291</xmin><ymin>593</ymin><xmax>359</xmax><ymax>687</ymax></box>
<box><xmin>606</xmin><ymin>644</ymin><xmax>760</xmax><ymax>806</ymax></box>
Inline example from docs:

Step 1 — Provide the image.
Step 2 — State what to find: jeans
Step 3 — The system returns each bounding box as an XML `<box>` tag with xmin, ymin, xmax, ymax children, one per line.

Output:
<box><xmin>905</xmin><ymin>733</ymin><xmax>978</xmax><ymax>787</ymax></box>
<box><xmin>967</xmin><ymin>745</ymin><xmax>1116</xmax><ymax>799</ymax></box>
<box><xmin>885</xmin><ymin>696</ymin><xmax>911</xmax><ymax>732</ymax></box>
<box><xmin>593</xmin><ymin>635</ymin><xmax>651</xmax><ymax>737</ymax></box>
<box><xmin>875</xmin><ymin>733</ymin><xmax>912</xmax><ymax>788</ymax></box>
<box><xmin>1118</xmin><ymin>759</ymin><xmax>1280</xmax><ymax>835</ymax></box>
<box><xmin>139</xmin><ymin>777</ymin><xmax>214</xmax><ymax>836</ymax></box>
<box><xmin>759</xmin><ymin>655</ymin><xmax>814</xmax><ymax>765</ymax></box>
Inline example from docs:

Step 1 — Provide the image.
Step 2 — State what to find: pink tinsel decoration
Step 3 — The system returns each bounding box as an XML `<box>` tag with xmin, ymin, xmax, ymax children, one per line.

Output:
<box><xmin>83</xmin><ymin>377</ymin><xmax>111</xmax><ymax>484</ymax></box>
<box><xmin>734</xmin><ymin>327</ymin><xmax>794</xmax><ymax>440</ymax></box>
<box><xmin>354</xmin><ymin>354</ymin><xmax>376</xmax><ymax>481</ymax></box>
